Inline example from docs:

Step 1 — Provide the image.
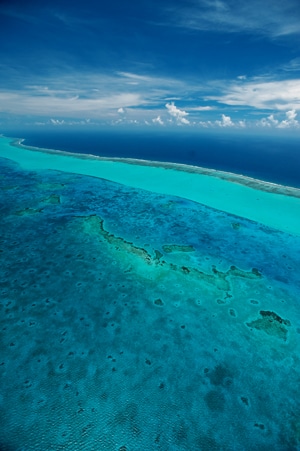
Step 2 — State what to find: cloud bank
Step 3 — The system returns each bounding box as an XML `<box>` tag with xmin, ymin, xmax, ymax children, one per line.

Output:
<box><xmin>0</xmin><ymin>68</ymin><xmax>299</xmax><ymax>130</ymax></box>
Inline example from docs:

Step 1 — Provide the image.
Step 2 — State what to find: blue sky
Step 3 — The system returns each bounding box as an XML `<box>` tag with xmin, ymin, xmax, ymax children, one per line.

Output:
<box><xmin>0</xmin><ymin>0</ymin><xmax>300</xmax><ymax>131</ymax></box>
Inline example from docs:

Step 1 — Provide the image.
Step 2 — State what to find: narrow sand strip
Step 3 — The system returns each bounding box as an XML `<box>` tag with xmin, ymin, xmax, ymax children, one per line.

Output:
<box><xmin>1</xmin><ymin>135</ymin><xmax>300</xmax><ymax>235</ymax></box>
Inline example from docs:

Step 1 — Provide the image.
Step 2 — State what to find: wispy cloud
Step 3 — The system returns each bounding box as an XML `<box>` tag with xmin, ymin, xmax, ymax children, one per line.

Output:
<box><xmin>0</xmin><ymin>88</ymin><xmax>143</xmax><ymax>118</ymax></box>
<box><xmin>281</xmin><ymin>58</ymin><xmax>300</xmax><ymax>72</ymax></box>
<box><xmin>116</xmin><ymin>72</ymin><xmax>153</xmax><ymax>83</ymax></box>
<box><xmin>187</xmin><ymin>106</ymin><xmax>214</xmax><ymax>111</ymax></box>
<box><xmin>208</xmin><ymin>78</ymin><xmax>300</xmax><ymax>110</ymax></box>
<box><xmin>166</xmin><ymin>0</ymin><xmax>300</xmax><ymax>38</ymax></box>
<box><xmin>0</xmin><ymin>71</ymin><xmax>185</xmax><ymax>120</ymax></box>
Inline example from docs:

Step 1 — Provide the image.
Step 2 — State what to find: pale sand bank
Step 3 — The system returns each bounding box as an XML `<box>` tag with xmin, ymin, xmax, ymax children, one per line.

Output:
<box><xmin>1</xmin><ymin>135</ymin><xmax>300</xmax><ymax>235</ymax></box>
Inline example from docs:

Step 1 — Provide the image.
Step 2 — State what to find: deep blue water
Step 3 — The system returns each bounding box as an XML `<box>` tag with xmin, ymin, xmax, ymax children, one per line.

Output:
<box><xmin>8</xmin><ymin>129</ymin><xmax>300</xmax><ymax>188</ymax></box>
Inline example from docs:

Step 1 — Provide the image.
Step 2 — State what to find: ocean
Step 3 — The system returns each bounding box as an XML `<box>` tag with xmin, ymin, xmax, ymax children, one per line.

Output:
<box><xmin>1</xmin><ymin>131</ymin><xmax>300</xmax><ymax>450</ymax></box>
<box><xmin>14</xmin><ymin>129</ymin><xmax>300</xmax><ymax>188</ymax></box>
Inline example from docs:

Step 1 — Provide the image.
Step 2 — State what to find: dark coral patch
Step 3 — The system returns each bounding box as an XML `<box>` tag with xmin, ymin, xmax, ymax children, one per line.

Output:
<box><xmin>229</xmin><ymin>308</ymin><xmax>237</xmax><ymax>317</ymax></box>
<box><xmin>216</xmin><ymin>299</ymin><xmax>226</xmax><ymax>305</ymax></box>
<box><xmin>260</xmin><ymin>310</ymin><xmax>291</xmax><ymax>326</ymax></box>
<box><xmin>246</xmin><ymin>310</ymin><xmax>291</xmax><ymax>341</ymax></box>
<box><xmin>229</xmin><ymin>265</ymin><xmax>262</xmax><ymax>279</ymax></box>
<box><xmin>241</xmin><ymin>396</ymin><xmax>249</xmax><ymax>406</ymax></box>
<box><xmin>154</xmin><ymin>298</ymin><xmax>164</xmax><ymax>306</ymax></box>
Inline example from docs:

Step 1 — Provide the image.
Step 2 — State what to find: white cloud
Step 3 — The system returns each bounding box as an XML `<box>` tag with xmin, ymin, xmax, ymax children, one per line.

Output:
<box><xmin>199</xmin><ymin>115</ymin><xmax>247</xmax><ymax>128</ymax></box>
<box><xmin>259</xmin><ymin>109</ymin><xmax>299</xmax><ymax>128</ymax></box>
<box><xmin>260</xmin><ymin>118</ymin><xmax>271</xmax><ymax>127</ymax></box>
<box><xmin>199</xmin><ymin>121</ymin><xmax>212</xmax><ymax>127</ymax></box>
<box><xmin>188</xmin><ymin>106</ymin><xmax>213</xmax><ymax>111</ymax></box>
<box><xmin>50</xmin><ymin>118</ymin><xmax>65</xmax><ymax>126</ymax></box>
<box><xmin>180</xmin><ymin>117</ymin><xmax>190</xmax><ymax>125</ymax></box>
<box><xmin>222</xmin><ymin>114</ymin><xmax>234</xmax><ymax>127</ymax></box>
<box><xmin>215</xmin><ymin>114</ymin><xmax>234</xmax><ymax>127</ymax></box>
<box><xmin>117</xmin><ymin>107</ymin><xmax>125</xmax><ymax>114</ymax></box>
<box><xmin>267</xmin><ymin>114</ymin><xmax>279</xmax><ymax>126</ymax></box>
<box><xmin>277</xmin><ymin>109</ymin><xmax>299</xmax><ymax>128</ymax></box>
<box><xmin>165</xmin><ymin>102</ymin><xmax>190</xmax><ymax>124</ymax></box>
<box><xmin>287</xmin><ymin>109</ymin><xmax>297</xmax><ymax>120</ymax></box>
<box><xmin>209</xmin><ymin>79</ymin><xmax>300</xmax><ymax>110</ymax></box>
<box><xmin>152</xmin><ymin>115</ymin><xmax>164</xmax><ymax>125</ymax></box>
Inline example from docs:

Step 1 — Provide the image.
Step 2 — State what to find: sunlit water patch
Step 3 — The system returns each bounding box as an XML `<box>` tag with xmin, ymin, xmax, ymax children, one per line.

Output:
<box><xmin>0</xmin><ymin>142</ymin><xmax>300</xmax><ymax>450</ymax></box>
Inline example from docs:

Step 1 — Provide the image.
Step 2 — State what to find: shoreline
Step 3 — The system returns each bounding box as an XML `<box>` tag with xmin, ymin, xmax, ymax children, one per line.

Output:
<box><xmin>13</xmin><ymin>137</ymin><xmax>300</xmax><ymax>199</ymax></box>
<box><xmin>1</xmin><ymin>134</ymin><xmax>300</xmax><ymax>236</ymax></box>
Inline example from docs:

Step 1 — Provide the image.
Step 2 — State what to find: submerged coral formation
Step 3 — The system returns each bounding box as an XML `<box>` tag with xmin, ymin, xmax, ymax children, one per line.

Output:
<box><xmin>77</xmin><ymin>214</ymin><xmax>262</xmax><ymax>296</ymax></box>
<box><xmin>246</xmin><ymin>310</ymin><xmax>291</xmax><ymax>341</ymax></box>
<box><xmin>0</xmin><ymin>156</ymin><xmax>300</xmax><ymax>450</ymax></box>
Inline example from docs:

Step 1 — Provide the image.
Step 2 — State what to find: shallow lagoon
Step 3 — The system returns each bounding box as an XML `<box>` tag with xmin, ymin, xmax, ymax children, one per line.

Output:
<box><xmin>0</xmin><ymin>136</ymin><xmax>300</xmax><ymax>450</ymax></box>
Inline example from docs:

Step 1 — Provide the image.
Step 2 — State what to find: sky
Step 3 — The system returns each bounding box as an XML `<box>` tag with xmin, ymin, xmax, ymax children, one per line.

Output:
<box><xmin>0</xmin><ymin>0</ymin><xmax>300</xmax><ymax>131</ymax></box>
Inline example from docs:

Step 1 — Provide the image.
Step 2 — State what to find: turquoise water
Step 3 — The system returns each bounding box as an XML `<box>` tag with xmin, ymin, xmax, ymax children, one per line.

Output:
<box><xmin>1</xmin><ymin>136</ymin><xmax>300</xmax><ymax>235</ymax></box>
<box><xmin>1</xmin><ymin>136</ymin><xmax>300</xmax><ymax>450</ymax></box>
